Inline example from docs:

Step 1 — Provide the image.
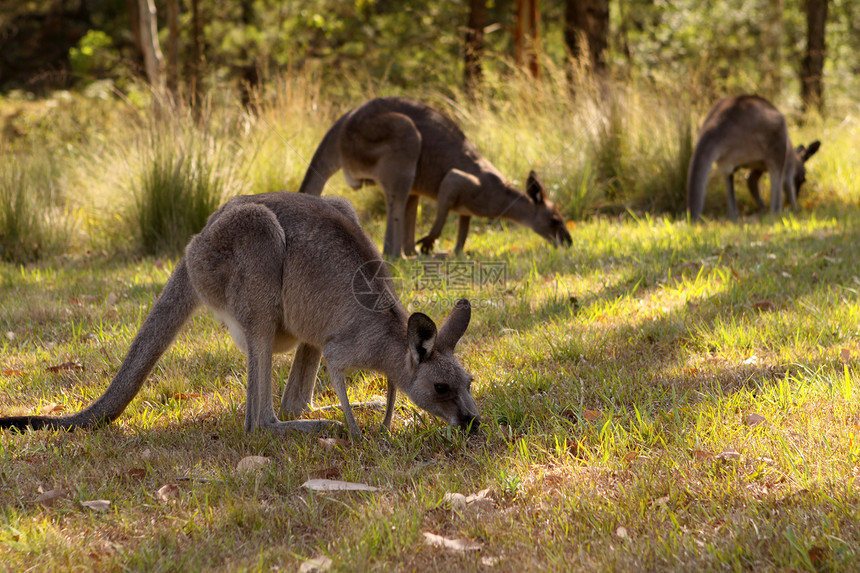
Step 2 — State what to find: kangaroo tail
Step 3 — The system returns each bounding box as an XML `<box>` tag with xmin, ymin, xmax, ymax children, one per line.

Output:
<box><xmin>686</xmin><ymin>133</ymin><xmax>719</xmax><ymax>221</ymax></box>
<box><xmin>0</xmin><ymin>260</ymin><xmax>200</xmax><ymax>431</ymax></box>
<box><xmin>298</xmin><ymin>111</ymin><xmax>350</xmax><ymax>196</ymax></box>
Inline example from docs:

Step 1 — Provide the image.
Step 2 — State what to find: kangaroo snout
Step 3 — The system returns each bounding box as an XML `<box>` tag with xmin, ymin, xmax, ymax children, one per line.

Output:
<box><xmin>460</xmin><ymin>414</ymin><xmax>481</xmax><ymax>434</ymax></box>
<box><xmin>557</xmin><ymin>229</ymin><xmax>573</xmax><ymax>247</ymax></box>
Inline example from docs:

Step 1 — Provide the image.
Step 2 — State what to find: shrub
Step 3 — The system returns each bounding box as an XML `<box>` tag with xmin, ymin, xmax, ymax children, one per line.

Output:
<box><xmin>0</xmin><ymin>151</ymin><xmax>68</xmax><ymax>262</ymax></box>
<box><xmin>130</xmin><ymin>118</ymin><xmax>246</xmax><ymax>256</ymax></box>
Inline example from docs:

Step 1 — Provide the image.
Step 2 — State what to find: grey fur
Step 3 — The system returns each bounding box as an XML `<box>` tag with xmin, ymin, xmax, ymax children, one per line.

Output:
<box><xmin>687</xmin><ymin>95</ymin><xmax>820</xmax><ymax>221</ymax></box>
<box><xmin>299</xmin><ymin>97</ymin><xmax>572</xmax><ymax>257</ymax></box>
<box><xmin>0</xmin><ymin>192</ymin><xmax>479</xmax><ymax>439</ymax></box>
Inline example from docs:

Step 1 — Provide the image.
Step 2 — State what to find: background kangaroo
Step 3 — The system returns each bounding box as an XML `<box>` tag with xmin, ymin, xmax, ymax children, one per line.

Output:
<box><xmin>687</xmin><ymin>95</ymin><xmax>820</xmax><ymax>221</ymax></box>
<box><xmin>298</xmin><ymin>96</ymin><xmax>572</xmax><ymax>257</ymax></box>
<box><xmin>0</xmin><ymin>192</ymin><xmax>479</xmax><ymax>439</ymax></box>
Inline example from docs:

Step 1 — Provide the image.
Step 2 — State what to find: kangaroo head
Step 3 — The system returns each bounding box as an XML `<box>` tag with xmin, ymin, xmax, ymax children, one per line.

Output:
<box><xmin>792</xmin><ymin>140</ymin><xmax>821</xmax><ymax>197</ymax></box>
<box><xmin>525</xmin><ymin>171</ymin><xmax>573</xmax><ymax>247</ymax></box>
<box><xmin>402</xmin><ymin>299</ymin><xmax>480</xmax><ymax>433</ymax></box>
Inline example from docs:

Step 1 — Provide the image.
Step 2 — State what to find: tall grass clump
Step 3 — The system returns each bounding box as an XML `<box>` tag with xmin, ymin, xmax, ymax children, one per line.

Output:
<box><xmin>130</xmin><ymin>113</ymin><xmax>247</xmax><ymax>255</ymax></box>
<box><xmin>0</xmin><ymin>151</ymin><xmax>69</xmax><ymax>261</ymax></box>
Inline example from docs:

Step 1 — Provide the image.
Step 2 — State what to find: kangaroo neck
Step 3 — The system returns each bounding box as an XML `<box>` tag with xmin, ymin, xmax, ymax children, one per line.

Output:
<box><xmin>487</xmin><ymin>183</ymin><xmax>536</xmax><ymax>225</ymax></box>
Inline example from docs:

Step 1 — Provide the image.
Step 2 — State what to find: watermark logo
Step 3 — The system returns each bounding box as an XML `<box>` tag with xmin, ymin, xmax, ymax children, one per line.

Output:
<box><xmin>352</xmin><ymin>259</ymin><xmax>507</xmax><ymax>312</ymax></box>
<box><xmin>352</xmin><ymin>260</ymin><xmax>402</xmax><ymax>311</ymax></box>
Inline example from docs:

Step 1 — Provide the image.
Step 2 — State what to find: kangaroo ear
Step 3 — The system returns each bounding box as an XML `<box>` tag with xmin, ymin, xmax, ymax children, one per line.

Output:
<box><xmin>800</xmin><ymin>140</ymin><xmax>821</xmax><ymax>162</ymax></box>
<box><xmin>437</xmin><ymin>299</ymin><xmax>471</xmax><ymax>352</ymax></box>
<box><xmin>407</xmin><ymin>312</ymin><xmax>437</xmax><ymax>364</ymax></box>
<box><xmin>526</xmin><ymin>171</ymin><xmax>545</xmax><ymax>205</ymax></box>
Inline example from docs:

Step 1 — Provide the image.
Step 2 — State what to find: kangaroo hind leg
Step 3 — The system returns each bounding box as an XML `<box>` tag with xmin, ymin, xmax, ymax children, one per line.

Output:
<box><xmin>187</xmin><ymin>204</ymin><xmax>341</xmax><ymax>435</ymax></box>
<box><xmin>365</xmin><ymin>113</ymin><xmax>421</xmax><ymax>257</ymax></box>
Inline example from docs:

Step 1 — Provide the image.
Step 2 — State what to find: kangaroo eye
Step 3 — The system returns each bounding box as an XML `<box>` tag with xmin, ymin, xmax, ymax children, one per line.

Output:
<box><xmin>434</xmin><ymin>383</ymin><xmax>450</xmax><ymax>395</ymax></box>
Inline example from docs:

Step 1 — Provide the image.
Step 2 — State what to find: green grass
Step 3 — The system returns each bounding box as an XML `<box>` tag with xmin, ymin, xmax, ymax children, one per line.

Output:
<box><xmin>0</xmin><ymin>74</ymin><xmax>859</xmax><ymax>570</ymax></box>
<box><xmin>2</xmin><ymin>207</ymin><xmax>860</xmax><ymax>571</ymax></box>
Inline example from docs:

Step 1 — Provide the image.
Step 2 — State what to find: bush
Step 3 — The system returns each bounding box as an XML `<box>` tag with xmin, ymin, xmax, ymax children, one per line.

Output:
<box><xmin>0</xmin><ymin>152</ymin><xmax>68</xmax><ymax>262</ymax></box>
<box><xmin>131</xmin><ymin>118</ymin><xmax>246</xmax><ymax>256</ymax></box>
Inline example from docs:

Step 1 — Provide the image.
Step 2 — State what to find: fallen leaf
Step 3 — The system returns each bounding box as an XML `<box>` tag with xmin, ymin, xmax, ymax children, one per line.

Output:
<box><xmin>716</xmin><ymin>449</ymin><xmax>741</xmax><ymax>461</ymax></box>
<box><xmin>841</xmin><ymin>348</ymin><xmax>851</xmax><ymax>363</ymax></box>
<box><xmin>299</xmin><ymin>555</ymin><xmax>333</xmax><ymax>573</ymax></box>
<box><xmin>156</xmin><ymin>483</ymin><xmax>180</xmax><ymax>503</ymax></box>
<box><xmin>5</xmin><ymin>331</ymin><xmax>16</xmax><ymax>340</ymax></box>
<box><xmin>141</xmin><ymin>448</ymin><xmax>152</xmax><ymax>460</ymax></box>
<box><xmin>1</xmin><ymin>369</ymin><xmax>24</xmax><ymax>376</ymax></box>
<box><xmin>172</xmin><ymin>393</ymin><xmax>202</xmax><ymax>401</ymax></box>
<box><xmin>808</xmin><ymin>545</ymin><xmax>828</xmax><ymax>565</ymax></box>
<box><xmin>36</xmin><ymin>488</ymin><xmax>69</xmax><ymax>508</ymax></box>
<box><xmin>742</xmin><ymin>355</ymin><xmax>759</xmax><ymax>365</ymax></box>
<box><xmin>744</xmin><ymin>413</ymin><xmax>766</xmax><ymax>427</ymax></box>
<box><xmin>46</xmin><ymin>361</ymin><xmax>83</xmax><ymax>373</ymax></box>
<box><xmin>309</xmin><ymin>466</ymin><xmax>341</xmax><ymax>480</ymax></box>
<box><xmin>317</xmin><ymin>437</ymin><xmax>346</xmax><ymax>450</ymax></box>
<box><xmin>688</xmin><ymin>451</ymin><xmax>712</xmax><ymax>464</ymax></box>
<box><xmin>615</xmin><ymin>526</ymin><xmax>629</xmax><ymax>539</ymax></box>
<box><xmin>481</xmin><ymin>556</ymin><xmax>502</xmax><ymax>567</ymax></box>
<box><xmin>106</xmin><ymin>292</ymin><xmax>119</xmax><ymax>306</ymax></box>
<box><xmin>125</xmin><ymin>468</ymin><xmax>146</xmax><ymax>479</ymax></box>
<box><xmin>301</xmin><ymin>479</ymin><xmax>380</xmax><ymax>492</ymax></box>
<box><xmin>442</xmin><ymin>492</ymin><xmax>467</xmax><ymax>511</ymax></box>
<box><xmin>236</xmin><ymin>456</ymin><xmax>271</xmax><ymax>473</ymax></box>
<box><xmin>422</xmin><ymin>531</ymin><xmax>482</xmax><ymax>553</ymax></box>
<box><xmin>41</xmin><ymin>403</ymin><xmax>65</xmax><ymax>415</ymax></box>
<box><xmin>623</xmin><ymin>452</ymin><xmax>638</xmax><ymax>464</ymax></box>
<box><xmin>81</xmin><ymin>499</ymin><xmax>111</xmax><ymax>512</ymax></box>
<box><xmin>652</xmin><ymin>495</ymin><xmax>670</xmax><ymax>507</ymax></box>
<box><xmin>584</xmin><ymin>409</ymin><xmax>603</xmax><ymax>422</ymax></box>
<box><xmin>753</xmin><ymin>300</ymin><xmax>775</xmax><ymax>311</ymax></box>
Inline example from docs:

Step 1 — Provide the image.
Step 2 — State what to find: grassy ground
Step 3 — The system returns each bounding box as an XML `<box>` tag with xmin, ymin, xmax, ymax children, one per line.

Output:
<box><xmin>2</xmin><ymin>203</ymin><xmax>860</xmax><ymax>571</ymax></box>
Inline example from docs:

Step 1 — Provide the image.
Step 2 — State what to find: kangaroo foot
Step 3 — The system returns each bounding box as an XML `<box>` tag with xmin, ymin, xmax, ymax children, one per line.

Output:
<box><xmin>416</xmin><ymin>236</ymin><xmax>436</xmax><ymax>254</ymax></box>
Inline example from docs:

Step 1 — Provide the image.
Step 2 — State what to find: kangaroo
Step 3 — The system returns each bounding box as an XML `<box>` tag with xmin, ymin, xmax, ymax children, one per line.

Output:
<box><xmin>0</xmin><ymin>192</ymin><xmax>479</xmax><ymax>439</ymax></box>
<box><xmin>687</xmin><ymin>95</ymin><xmax>820</xmax><ymax>221</ymax></box>
<box><xmin>298</xmin><ymin>96</ymin><xmax>572</xmax><ymax>257</ymax></box>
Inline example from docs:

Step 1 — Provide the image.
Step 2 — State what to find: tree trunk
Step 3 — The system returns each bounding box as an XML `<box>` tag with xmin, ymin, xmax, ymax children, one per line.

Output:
<box><xmin>464</xmin><ymin>0</ymin><xmax>486</xmax><ymax>99</ymax></box>
<box><xmin>166</xmin><ymin>0</ymin><xmax>180</xmax><ymax>96</ymax></box>
<box><xmin>514</xmin><ymin>0</ymin><xmax>540</xmax><ymax>79</ymax></box>
<box><xmin>190</xmin><ymin>0</ymin><xmax>203</xmax><ymax>112</ymax></box>
<box><xmin>761</xmin><ymin>0</ymin><xmax>783</xmax><ymax>98</ymax></box>
<box><xmin>564</xmin><ymin>0</ymin><xmax>609</xmax><ymax>74</ymax></box>
<box><xmin>137</xmin><ymin>0</ymin><xmax>164</xmax><ymax>93</ymax></box>
<box><xmin>801</xmin><ymin>0</ymin><xmax>828</xmax><ymax>113</ymax></box>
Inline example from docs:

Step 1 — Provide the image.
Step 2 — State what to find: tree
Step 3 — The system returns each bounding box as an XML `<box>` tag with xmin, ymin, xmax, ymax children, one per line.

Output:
<box><xmin>166</xmin><ymin>0</ymin><xmax>180</xmax><ymax>95</ymax></box>
<box><xmin>136</xmin><ymin>0</ymin><xmax>164</xmax><ymax>93</ymax></box>
<box><xmin>514</xmin><ymin>0</ymin><xmax>540</xmax><ymax>79</ymax></box>
<box><xmin>801</xmin><ymin>0</ymin><xmax>828</xmax><ymax>113</ymax></box>
<box><xmin>564</xmin><ymin>0</ymin><xmax>610</xmax><ymax>75</ymax></box>
<box><xmin>464</xmin><ymin>0</ymin><xmax>486</xmax><ymax>98</ymax></box>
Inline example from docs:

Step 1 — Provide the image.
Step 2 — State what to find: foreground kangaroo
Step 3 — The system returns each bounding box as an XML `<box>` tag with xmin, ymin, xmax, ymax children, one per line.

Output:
<box><xmin>299</xmin><ymin>96</ymin><xmax>572</xmax><ymax>257</ymax></box>
<box><xmin>687</xmin><ymin>95</ymin><xmax>820</xmax><ymax>221</ymax></box>
<box><xmin>0</xmin><ymin>193</ymin><xmax>479</xmax><ymax>438</ymax></box>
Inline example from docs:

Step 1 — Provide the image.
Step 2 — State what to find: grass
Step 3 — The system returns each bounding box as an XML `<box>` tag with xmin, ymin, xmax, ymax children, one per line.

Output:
<box><xmin>0</xmin><ymin>73</ymin><xmax>859</xmax><ymax>570</ymax></box>
<box><xmin>2</xmin><ymin>206</ymin><xmax>860</xmax><ymax>571</ymax></box>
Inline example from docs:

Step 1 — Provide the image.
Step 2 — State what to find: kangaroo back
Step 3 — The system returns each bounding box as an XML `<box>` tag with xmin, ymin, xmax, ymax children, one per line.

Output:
<box><xmin>298</xmin><ymin>111</ymin><xmax>351</xmax><ymax>196</ymax></box>
<box><xmin>0</xmin><ymin>261</ymin><xmax>200</xmax><ymax>431</ymax></box>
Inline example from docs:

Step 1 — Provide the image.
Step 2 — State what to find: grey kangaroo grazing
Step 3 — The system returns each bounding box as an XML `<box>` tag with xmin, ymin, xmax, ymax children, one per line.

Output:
<box><xmin>0</xmin><ymin>192</ymin><xmax>479</xmax><ymax>439</ymax></box>
<box><xmin>687</xmin><ymin>95</ymin><xmax>820</xmax><ymax>221</ymax></box>
<box><xmin>299</xmin><ymin>96</ymin><xmax>572</xmax><ymax>257</ymax></box>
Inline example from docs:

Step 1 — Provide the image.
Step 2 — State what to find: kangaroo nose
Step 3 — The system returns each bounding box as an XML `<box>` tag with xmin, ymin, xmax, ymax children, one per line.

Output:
<box><xmin>461</xmin><ymin>416</ymin><xmax>481</xmax><ymax>434</ymax></box>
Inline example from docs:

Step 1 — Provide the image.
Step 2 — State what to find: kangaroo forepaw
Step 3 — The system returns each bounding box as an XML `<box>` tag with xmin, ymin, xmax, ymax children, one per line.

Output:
<box><xmin>416</xmin><ymin>236</ymin><xmax>436</xmax><ymax>255</ymax></box>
